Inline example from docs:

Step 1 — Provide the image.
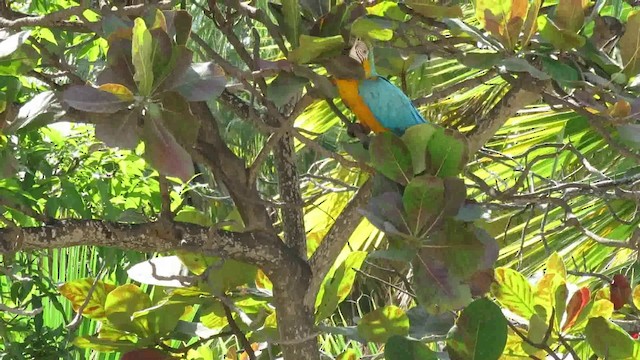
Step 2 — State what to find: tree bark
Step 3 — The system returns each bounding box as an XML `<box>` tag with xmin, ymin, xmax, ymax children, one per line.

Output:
<box><xmin>271</xmin><ymin>257</ymin><xmax>320</xmax><ymax>360</ymax></box>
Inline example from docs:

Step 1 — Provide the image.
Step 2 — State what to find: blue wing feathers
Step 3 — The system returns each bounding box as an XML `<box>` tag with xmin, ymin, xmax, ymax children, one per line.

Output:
<box><xmin>358</xmin><ymin>77</ymin><xmax>427</xmax><ymax>135</ymax></box>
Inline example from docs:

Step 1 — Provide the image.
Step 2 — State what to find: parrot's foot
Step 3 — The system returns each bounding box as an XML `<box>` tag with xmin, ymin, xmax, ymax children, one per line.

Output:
<box><xmin>347</xmin><ymin>122</ymin><xmax>371</xmax><ymax>149</ymax></box>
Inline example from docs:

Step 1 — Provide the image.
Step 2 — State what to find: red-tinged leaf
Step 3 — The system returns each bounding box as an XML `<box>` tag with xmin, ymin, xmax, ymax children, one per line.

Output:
<box><xmin>95</xmin><ymin>109</ymin><xmax>140</xmax><ymax>149</ymax></box>
<box><xmin>121</xmin><ymin>348</ymin><xmax>168</xmax><ymax>360</ymax></box>
<box><xmin>98</xmin><ymin>83</ymin><xmax>135</xmax><ymax>101</ymax></box>
<box><xmin>610</xmin><ymin>274</ymin><xmax>631</xmax><ymax>310</ymax></box>
<box><xmin>63</xmin><ymin>85</ymin><xmax>133</xmax><ymax>113</ymax></box>
<box><xmin>158</xmin><ymin>92</ymin><xmax>200</xmax><ymax>147</ymax></box>
<box><xmin>102</xmin><ymin>39</ymin><xmax>137</xmax><ymax>91</ymax></box>
<box><xmin>173</xmin><ymin>10</ymin><xmax>192</xmax><ymax>45</ymax></box>
<box><xmin>475</xmin><ymin>0</ymin><xmax>528</xmax><ymax>50</ymax></box>
<box><xmin>154</xmin><ymin>45</ymin><xmax>193</xmax><ymax>92</ymax></box>
<box><xmin>563</xmin><ymin>287</ymin><xmax>590</xmax><ymax>331</ymax></box>
<box><xmin>58</xmin><ymin>278</ymin><xmax>116</xmax><ymax>320</ymax></box>
<box><xmin>142</xmin><ymin>107</ymin><xmax>195</xmax><ymax>181</ymax></box>
<box><xmin>169</xmin><ymin>62</ymin><xmax>226</xmax><ymax>101</ymax></box>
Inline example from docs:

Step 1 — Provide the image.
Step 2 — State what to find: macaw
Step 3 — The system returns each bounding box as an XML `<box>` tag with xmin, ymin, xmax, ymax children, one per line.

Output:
<box><xmin>333</xmin><ymin>39</ymin><xmax>427</xmax><ymax>136</ymax></box>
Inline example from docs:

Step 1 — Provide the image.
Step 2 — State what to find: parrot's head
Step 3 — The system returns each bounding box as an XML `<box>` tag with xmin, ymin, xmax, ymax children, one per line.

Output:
<box><xmin>349</xmin><ymin>38</ymin><xmax>375</xmax><ymax>77</ymax></box>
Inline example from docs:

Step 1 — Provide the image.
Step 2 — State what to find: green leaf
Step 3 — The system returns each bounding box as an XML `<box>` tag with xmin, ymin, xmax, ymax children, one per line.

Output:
<box><xmin>105</xmin><ymin>284</ymin><xmax>152</xmax><ymax>336</ymax></box>
<box><xmin>403</xmin><ymin>175</ymin><xmax>444</xmax><ymax>235</ymax></box>
<box><xmin>401</xmin><ymin>123</ymin><xmax>437</xmax><ymax>175</ymax></box>
<box><xmin>289</xmin><ymin>35</ymin><xmax>344</xmax><ymax>64</ymax></box>
<box><xmin>620</xmin><ymin>11</ymin><xmax>640</xmax><ymax>77</ymax></box>
<box><xmin>315</xmin><ymin>251</ymin><xmax>367</xmax><ymax>321</ymax></box>
<box><xmin>73</xmin><ymin>336</ymin><xmax>137</xmax><ymax>352</ymax></box>
<box><xmin>405</xmin><ymin>1</ymin><xmax>462</xmax><ymax>19</ymax></box>
<box><xmin>132</xmin><ymin>18</ymin><xmax>155</xmax><ymax>96</ymax></box>
<box><xmin>0</xmin><ymin>31</ymin><xmax>37</xmax><ymax>75</ymax></box>
<box><xmin>132</xmin><ymin>295</ymin><xmax>192</xmax><ymax>337</ymax></box>
<box><xmin>385</xmin><ymin>335</ymin><xmax>438</xmax><ymax>360</ymax></box>
<box><xmin>351</xmin><ymin>16</ymin><xmax>398</xmax><ymax>42</ymax></box>
<box><xmin>267</xmin><ymin>73</ymin><xmax>309</xmax><ymax>108</ymax></box>
<box><xmin>459</xmin><ymin>52</ymin><xmax>502</xmax><ymax>69</ymax></box>
<box><xmin>357</xmin><ymin>305</ymin><xmax>410</xmax><ymax>343</ymax></box>
<box><xmin>370</xmin><ymin>132</ymin><xmax>414</xmax><ymax>185</ymax></box>
<box><xmin>491</xmin><ymin>267</ymin><xmax>536</xmax><ymax>319</ymax></box>
<box><xmin>541</xmin><ymin>57</ymin><xmax>579</xmax><ymax>86</ymax></box>
<box><xmin>537</xmin><ymin>15</ymin><xmax>586</xmax><ymax>50</ymax></box>
<box><xmin>425</xmin><ymin>127</ymin><xmax>468</xmax><ymax>178</ymax></box>
<box><xmin>204</xmin><ymin>259</ymin><xmax>258</xmax><ymax>294</ymax></box>
<box><xmin>158</xmin><ymin>92</ymin><xmax>200</xmax><ymax>147</ymax></box>
<box><xmin>499</xmin><ymin>58</ymin><xmax>551</xmax><ymax>80</ymax></box>
<box><xmin>585</xmin><ymin>317</ymin><xmax>635</xmax><ymax>359</ymax></box>
<box><xmin>200</xmin><ymin>301</ymin><xmax>229</xmax><ymax>330</ymax></box>
<box><xmin>282</xmin><ymin>0</ymin><xmax>301</xmax><ymax>48</ymax></box>
<box><xmin>447</xmin><ymin>298</ymin><xmax>507</xmax><ymax>360</ymax></box>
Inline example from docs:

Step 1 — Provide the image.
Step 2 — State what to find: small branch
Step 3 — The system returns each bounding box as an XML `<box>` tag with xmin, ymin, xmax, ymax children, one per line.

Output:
<box><xmin>0</xmin><ymin>303</ymin><xmax>43</xmax><ymax>317</ymax></box>
<box><xmin>223</xmin><ymin>303</ymin><xmax>256</xmax><ymax>360</ymax></box>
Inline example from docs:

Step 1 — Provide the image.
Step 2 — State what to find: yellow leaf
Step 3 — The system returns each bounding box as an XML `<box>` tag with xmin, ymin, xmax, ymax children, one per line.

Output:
<box><xmin>608</xmin><ymin>100</ymin><xmax>632</xmax><ymax>118</ymax></box>
<box><xmin>620</xmin><ymin>11</ymin><xmax>640</xmax><ymax>77</ymax></box>
<box><xmin>97</xmin><ymin>83</ymin><xmax>135</xmax><ymax>101</ymax></box>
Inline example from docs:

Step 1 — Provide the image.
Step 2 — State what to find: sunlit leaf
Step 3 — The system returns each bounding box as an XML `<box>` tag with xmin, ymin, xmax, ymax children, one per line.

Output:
<box><xmin>315</xmin><ymin>251</ymin><xmax>367</xmax><ymax>321</ymax></box>
<box><xmin>105</xmin><ymin>284</ymin><xmax>152</xmax><ymax>336</ymax></box>
<box><xmin>289</xmin><ymin>35</ymin><xmax>344</xmax><ymax>64</ymax></box>
<box><xmin>59</xmin><ymin>278</ymin><xmax>116</xmax><ymax>320</ymax></box>
<box><xmin>132</xmin><ymin>18</ymin><xmax>154</xmax><ymax>96</ymax></box>
<box><xmin>620</xmin><ymin>11</ymin><xmax>640</xmax><ymax>77</ymax></box>
<box><xmin>491</xmin><ymin>267</ymin><xmax>536</xmax><ymax>319</ymax></box>
<box><xmin>357</xmin><ymin>305</ymin><xmax>409</xmax><ymax>343</ymax></box>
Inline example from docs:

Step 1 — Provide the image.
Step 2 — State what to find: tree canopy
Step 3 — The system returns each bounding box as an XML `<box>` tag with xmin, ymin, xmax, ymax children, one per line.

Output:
<box><xmin>2</xmin><ymin>0</ymin><xmax>640</xmax><ymax>359</ymax></box>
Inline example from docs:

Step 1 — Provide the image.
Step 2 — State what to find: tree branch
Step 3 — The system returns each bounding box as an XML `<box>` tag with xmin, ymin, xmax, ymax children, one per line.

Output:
<box><xmin>467</xmin><ymin>77</ymin><xmax>546</xmax><ymax>154</ymax></box>
<box><xmin>304</xmin><ymin>178</ymin><xmax>373</xmax><ymax>308</ymax></box>
<box><xmin>0</xmin><ymin>219</ymin><xmax>290</xmax><ymax>275</ymax></box>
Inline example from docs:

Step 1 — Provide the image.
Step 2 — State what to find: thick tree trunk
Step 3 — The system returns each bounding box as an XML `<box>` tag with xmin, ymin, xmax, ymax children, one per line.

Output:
<box><xmin>271</xmin><ymin>256</ymin><xmax>320</xmax><ymax>360</ymax></box>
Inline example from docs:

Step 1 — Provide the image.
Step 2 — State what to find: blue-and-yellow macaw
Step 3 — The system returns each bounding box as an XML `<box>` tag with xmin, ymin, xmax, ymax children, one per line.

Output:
<box><xmin>334</xmin><ymin>39</ymin><xmax>427</xmax><ymax>135</ymax></box>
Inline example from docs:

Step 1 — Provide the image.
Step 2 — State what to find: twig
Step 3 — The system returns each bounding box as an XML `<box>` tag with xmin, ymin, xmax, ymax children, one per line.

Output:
<box><xmin>222</xmin><ymin>303</ymin><xmax>256</xmax><ymax>360</ymax></box>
